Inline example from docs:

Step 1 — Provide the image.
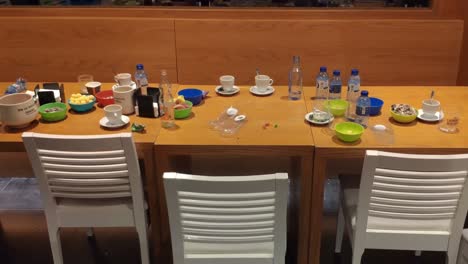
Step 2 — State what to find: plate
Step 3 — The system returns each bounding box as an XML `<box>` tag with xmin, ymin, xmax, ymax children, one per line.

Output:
<box><xmin>417</xmin><ymin>109</ymin><xmax>444</xmax><ymax>122</ymax></box>
<box><xmin>305</xmin><ymin>111</ymin><xmax>334</xmax><ymax>125</ymax></box>
<box><xmin>99</xmin><ymin>115</ymin><xmax>130</xmax><ymax>128</ymax></box>
<box><xmin>250</xmin><ymin>86</ymin><xmax>275</xmax><ymax>96</ymax></box>
<box><xmin>112</xmin><ymin>81</ymin><xmax>137</xmax><ymax>91</ymax></box>
<box><xmin>215</xmin><ymin>85</ymin><xmax>240</xmax><ymax>96</ymax></box>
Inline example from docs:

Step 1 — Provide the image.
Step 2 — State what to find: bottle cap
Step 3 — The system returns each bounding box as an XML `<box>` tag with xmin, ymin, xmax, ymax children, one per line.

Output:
<box><xmin>293</xmin><ymin>56</ymin><xmax>301</xmax><ymax>64</ymax></box>
<box><xmin>333</xmin><ymin>70</ymin><xmax>341</xmax><ymax>76</ymax></box>
<box><xmin>351</xmin><ymin>69</ymin><xmax>359</xmax><ymax>75</ymax></box>
<box><xmin>320</xmin><ymin>66</ymin><xmax>327</xmax><ymax>72</ymax></box>
<box><xmin>136</xmin><ymin>64</ymin><xmax>144</xmax><ymax>70</ymax></box>
<box><xmin>361</xmin><ymin>90</ymin><xmax>369</xmax><ymax>96</ymax></box>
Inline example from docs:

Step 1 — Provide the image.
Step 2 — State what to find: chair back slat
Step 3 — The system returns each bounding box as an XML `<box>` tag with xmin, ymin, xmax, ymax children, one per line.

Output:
<box><xmin>22</xmin><ymin>132</ymin><xmax>142</xmax><ymax>202</ymax></box>
<box><xmin>164</xmin><ymin>172</ymin><xmax>288</xmax><ymax>264</ymax></box>
<box><xmin>356</xmin><ymin>151</ymin><xmax>468</xmax><ymax>230</ymax></box>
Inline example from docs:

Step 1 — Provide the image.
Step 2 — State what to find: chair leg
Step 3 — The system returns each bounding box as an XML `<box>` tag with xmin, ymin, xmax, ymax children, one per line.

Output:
<box><xmin>352</xmin><ymin>246</ymin><xmax>364</xmax><ymax>264</ymax></box>
<box><xmin>446</xmin><ymin>246</ymin><xmax>458</xmax><ymax>264</ymax></box>
<box><xmin>136</xmin><ymin>226</ymin><xmax>150</xmax><ymax>264</ymax></box>
<box><xmin>335</xmin><ymin>205</ymin><xmax>345</xmax><ymax>253</ymax></box>
<box><xmin>48</xmin><ymin>227</ymin><xmax>64</xmax><ymax>264</ymax></box>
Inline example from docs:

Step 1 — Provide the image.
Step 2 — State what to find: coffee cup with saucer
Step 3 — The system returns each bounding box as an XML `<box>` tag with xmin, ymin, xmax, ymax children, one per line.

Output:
<box><xmin>100</xmin><ymin>104</ymin><xmax>130</xmax><ymax>128</ymax></box>
<box><xmin>417</xmin><ymin>99</ymin><xmax>443</xmax><ymax>122</ymax></box>
<box><xmin>216</xmin><ymin>75</ymin><xmax>240</xmax><ymax>95</ymax></box>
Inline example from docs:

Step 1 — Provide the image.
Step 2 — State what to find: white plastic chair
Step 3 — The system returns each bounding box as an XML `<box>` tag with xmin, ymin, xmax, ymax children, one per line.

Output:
<box><xmin>335</xmin><ymin>150</ymin><xmax>468</xmax><ymax>264</ymax></box>
<box><xmin>163</xmin><ymin>172</ymin><xmax>288</xmax><ymax>264</ymax></box>
<box><xmin>22</xmin><ymin>132</ymin><xmax>149</xmax><ymax>264</ymax></box>
<box><xmin>458</xmin><ymin>229</ymin><xmax>468</xmax><ymax>264</ymax></box>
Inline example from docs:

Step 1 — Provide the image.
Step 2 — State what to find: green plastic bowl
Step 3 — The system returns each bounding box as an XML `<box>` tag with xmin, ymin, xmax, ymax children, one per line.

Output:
<box><xmin>174</xmin><ymin>101</ymin><xmax>193</xmax><ymax>119</ymax></box>
<box><xmin>38</xmin><ymin>102</ymin><xmax>67</xmax><ymax>122</ymax></box>
<box><xmin>335</xmin><ymin>122</ymin><xmax>364</xmax><ymax>142</ymax></box>
<box><xmin>325</xmin><ymin>99</ymin><xmax>348</xmax><ymax>117</ymax></box>
<box><xmin>390</xmin><ymin>108</ymin><xmax>417</xmax><ymax>123</ymax></box>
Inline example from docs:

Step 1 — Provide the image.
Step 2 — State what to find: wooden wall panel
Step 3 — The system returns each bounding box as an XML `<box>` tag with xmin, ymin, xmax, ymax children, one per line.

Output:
<box><xmin>457</xmin><ymin>0</ymin><xmax>468</xmax><ymax>85</ymax></box>
<box><xmin>0</xmin><ymin>17</ymin><xmax>177</xmax><ymax>83</ymax></box>
<box><xmin>175</xmin><ymin>19</ymin><xmax>463</xmax><ymax>86</ymax></box>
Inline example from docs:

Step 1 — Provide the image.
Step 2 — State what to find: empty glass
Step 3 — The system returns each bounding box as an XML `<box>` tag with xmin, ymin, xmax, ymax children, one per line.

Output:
<box><xmin>439</xmin><ymin>106</ymin><xmax>461</xmax><ymax>133</ymax></box>
<box><xmin>77</xmin><ymin>74</ymin><xmax>93</xmax><ymax>94</ymax></box>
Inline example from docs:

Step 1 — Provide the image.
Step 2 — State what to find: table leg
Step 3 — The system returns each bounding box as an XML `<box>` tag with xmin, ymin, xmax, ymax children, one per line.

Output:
<box><xmin>154</xmin><ymin>148</ymin><xmax>171</xmax><ymax>264</ymax></box>
<box><xmin>298</xmin><ymin>154</ymin><xmax>314</xmax><ymax>264</ymax></box>
<box><xmin>309</xmin><ymin>152</ymin><xmax>327</xmax><ymax>264</ymax></box>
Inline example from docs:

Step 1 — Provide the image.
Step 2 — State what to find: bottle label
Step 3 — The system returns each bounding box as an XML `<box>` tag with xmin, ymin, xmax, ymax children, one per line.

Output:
<box><xmin>356</xmin><ymin>106</ymin><xmax>369</xmax><ymax>116</ymax></box>
<box><xmin>330</xmin><ymin>84</ymin><xmax>342</xmax><ymax>94</ymax></box>
<box><xmin>348</xmin><ymin>83</ymin><xmax>360</xmax><ymax>92</ymax></box>
<box><xmin>317</xmin><ymin>80</ymin><xmax>329</xmax><ymax>90</ymax></box>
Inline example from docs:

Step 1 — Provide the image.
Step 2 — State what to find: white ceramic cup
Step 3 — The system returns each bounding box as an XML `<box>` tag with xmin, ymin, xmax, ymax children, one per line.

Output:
<box><xmin>104</xmin><ymin>104</ymin><xmax>123</xmax><ymax>124</ymax></box>
<box><xmin>113</xmin><ymin>85</ymin><xmax>135</xmax><ymax>114</ymax></box>
<box><xmin>220</xmin><ymin>75</ymin><xmax>235</xmax><ymax>92</ymax></box>
<box><xmin>0</xmin><ymin>93</ymin><xmax>38</xmax><ymax>128</ymax></box>
<box><xmin>422</xmin><ymin>99</ymin><xmax>441</xmax><ymax>117</ymax></box>
<box><xmin>85</xmin><ymin>81</ymin><xmax>102</xmax><ymax>96</ymax></box>
<box><xmin>114</xmin><ymin>73</ymin><xmax>132</xmax><ymax>86</ymax></box>
<box><xmin>255</xmin><ymin>75</ymin><xmax>274</xmax><ymax>93</ymax></box>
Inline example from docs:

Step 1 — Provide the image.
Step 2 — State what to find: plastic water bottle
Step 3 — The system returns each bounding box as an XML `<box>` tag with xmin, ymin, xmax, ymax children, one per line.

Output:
<box><xmin>288</xmin><ymin>56</ymin><xmax>303</xmax><ymax>100</ymax></box>
<box><xmin>135</xmin><ymin>64</ymin><xmax>149</xmax><ymax>95</ymax></box>
<box><xmin>160</xmin><ymin>70</ymin><xmax>175</xmax><ymax>128</ymax></box>
<box><xmin>355</xmin><ymin>90</ymin><xmax>370</xmax><ymax>128</ymax></box>
<box><xmin>329</xmin><ymin>70</ymin><xmax>342</xmax><ymax>100</ymax></box>
<box><xmin>315</xmin><ymin>66</ymin><xmax>329</xmax><ymax>100</ymax></box>
<box><xmin>346</xmin><ymin>69</ymin><xmax>361</xmax><ymax>121</ymax></box>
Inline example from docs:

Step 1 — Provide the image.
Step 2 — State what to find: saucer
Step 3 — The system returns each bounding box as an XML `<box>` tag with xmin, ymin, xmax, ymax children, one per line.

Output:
<box><xmin>99</xmin><ymin>115</ymin><xmax>130</xmax><ymax>128</ymax></box>
<box><xmin>417</xmin><ymin>109</ymin><xmax>444</xmax><ymax>122</ymax></box>
<box><xmin>305</xmin><ymin>111</ymin><xmax>334</xmax><ymax>125</ymax></box>
<box><xmin>250</xmin><ymin>86</ymin><xmax>275</xmax><ymax>96</ymax></box>
<box><xmin>215</xmin><ymin>85</ymin><xmax>240</xmax><ymax>96</ymax></box>
<box><xmin>112</xmin><ymin>81</ymin><xmax>137</xmax><ymax>91</ymax></box>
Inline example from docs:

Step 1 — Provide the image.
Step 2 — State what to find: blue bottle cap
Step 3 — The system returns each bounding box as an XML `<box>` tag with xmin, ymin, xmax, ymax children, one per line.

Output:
<box><xmin>333</xmin><ymin>70</ymin><xmax>340</xmax><ymax>76</ymax></box>
<box><xmin>136</xmin><ymin>64</ymin><xmax>144</xmax><ymax>70</ymax></box>
<box><xmin>320</xmin><ymin>66</ymin><xmax>327</xmax><ymax>72</ymax></box>
<box><xmin>351</xmin><ymin>69</ymin><xmax>359</xmax><ymax>75</ymax></box>
<box><xmin>361</xmin><ymin>90</ymin><xmax>369</xmax><ymax>96</ymax></box>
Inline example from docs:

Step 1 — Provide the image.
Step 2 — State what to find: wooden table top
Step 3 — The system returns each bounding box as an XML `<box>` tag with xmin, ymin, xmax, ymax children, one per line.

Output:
<box><xmin>156</xmin><ymin>85</ymin><xmax>314</xmax><ymax>147</ymax></box>
<box><xmin>0</xmin><ymin>82</ymin><xmax>161</xmax><ymax>151</ymax></box>
<box><xmin>303</xmin><ymin>86</ymin><xmax>468</xmax><ymax>150</ymax></box>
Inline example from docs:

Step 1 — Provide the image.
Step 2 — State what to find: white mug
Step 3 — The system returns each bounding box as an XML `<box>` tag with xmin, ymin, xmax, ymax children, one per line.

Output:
<box><xmin>85</xmin><ymin>81</ymin><xmax>102</xmax><ymax>96</ymax></box>
<box><xmin>113</xmin><ymin>85</ymin><xmax>135</xmax><ymax>114</ymax></box>
<box><xmin>422</xmin><ymin>99</ymin><xmax>440</xmax><ymax>117</ymax></box>
<box><xmin>104</xmin><ymin>104</ymin><xmax>123</xmax><ymax>124</ymax></box>
<box><xmin>220</xmin><ymin>75</ymin><xmax>235</xmax><ymax>92</ymax></box>
<box><xmin>114</xmin><ymin>73</ymin><xmax>132</xmax><ymax>86</ymax></box>
<box><xmin>0</xmin><ymin>93</ymin><xmax>38</xmax><ymax>128</ymax></box>
<box><xmin>255</xmin><ymin>75</ymin><xmax>274</xmax><ymax>93</ymax></box>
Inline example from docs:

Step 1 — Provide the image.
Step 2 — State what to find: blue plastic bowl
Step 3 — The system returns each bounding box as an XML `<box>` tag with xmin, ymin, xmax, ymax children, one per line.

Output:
<box><xmin>178</xmin><ymin>88</ymin><xmax>203</xmax><ymax>106</ymax></box>
<box><xmin>68</xmin><ymin>99</ymin><xmax>95</xmax><ymax>112</ymax></box>
<box><xmin>369</xmin><ymin>97</ymin><xmax>384</xmax><ymax>116</ymax></box>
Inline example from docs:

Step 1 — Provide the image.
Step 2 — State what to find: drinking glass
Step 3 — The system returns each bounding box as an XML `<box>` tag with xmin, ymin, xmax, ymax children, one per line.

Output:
<box><xmin>439</xmin><ymin>106</ymin><xmax>461</xmax><ymax>133</ymax></box>
<box><xmin>77</xmin><ymin>74</ymin><xmax>93</xmax><ymax>94</ymax></box>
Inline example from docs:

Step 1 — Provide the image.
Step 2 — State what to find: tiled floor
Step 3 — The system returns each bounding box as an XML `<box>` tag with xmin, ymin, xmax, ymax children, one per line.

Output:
<box><xmin>0</xmin><ymin>178</ymin><xmax>454</xmax><ymax>264</ymax></box>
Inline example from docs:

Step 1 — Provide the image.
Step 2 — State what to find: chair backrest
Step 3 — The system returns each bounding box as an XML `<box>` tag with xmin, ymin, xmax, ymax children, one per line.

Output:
<box><xmin>163</xmin><ymin>172</ymin><xmax>288</xmax><ymax>264</ymax></box>
<box><xmin>22</xmin><ymin>132</ymin><xmax>144</xmax><ymax>216</ymax></box>
<box><xmin>356</xmin><ymin>150</ymin><xmax>468</xmax><ymax>236</ymax></box>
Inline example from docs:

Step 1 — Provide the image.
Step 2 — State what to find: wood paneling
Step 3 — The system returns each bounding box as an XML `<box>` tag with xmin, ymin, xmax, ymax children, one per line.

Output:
<box><xmin>175</xmin><ymin>19</ymin><xmax>463</xmax><ymax>85</ymax></box>
<box><xmin>457</xmin><ymin>0</ymin><xmax>468</xmax><ymax>85</ymax></box>
<box><xmin>0</xmin><ymin>17</ymin><xmax>177</xmax><ymax>82</ymax></box>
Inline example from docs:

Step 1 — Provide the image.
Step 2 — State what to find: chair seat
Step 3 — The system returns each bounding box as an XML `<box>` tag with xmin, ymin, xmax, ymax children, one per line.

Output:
<box><xmin>56</xmin><ymin>198</ymin><xmax>135</xmax><ymax>227</ymax></box>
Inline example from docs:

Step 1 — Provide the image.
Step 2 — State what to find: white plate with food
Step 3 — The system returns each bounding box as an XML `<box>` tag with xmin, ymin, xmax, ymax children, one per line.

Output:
<box><xmin>305</xmin><ymin>111</ymin><xmax>334</xmax><ymax>125</ymax></box>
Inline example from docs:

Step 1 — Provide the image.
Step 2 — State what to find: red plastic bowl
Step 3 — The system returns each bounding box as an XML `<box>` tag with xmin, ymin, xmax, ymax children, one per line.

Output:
<box><xmin>95</xmin><ymin>90</ymin><xmax>114</xmax><ymax>106</ymax></box>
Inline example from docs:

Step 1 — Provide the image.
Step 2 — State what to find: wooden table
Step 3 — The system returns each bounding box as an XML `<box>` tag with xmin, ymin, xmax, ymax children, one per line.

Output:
<box><xmin>154</xmin><ymin>85</ymin><xmax>314</xmax><ymax>264</ymax></box>
<box><xmin>303</xmin><ymin>86</ymin><xmax>468</xmax><ymax>264</ymax></box>
<box><xmin>0</xmin><ymin>82</ymin><xmax>161</xmax><ymax>260</ymax></box>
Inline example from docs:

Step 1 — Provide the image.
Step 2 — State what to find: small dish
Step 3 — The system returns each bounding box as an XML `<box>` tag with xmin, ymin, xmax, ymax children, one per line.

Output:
<box><xmin>99</xmin><ymin>115</ymin><xmax>130</xmax><ymax>128</ymax></box>
<box><xmin>417</xmin><ymin>109</ymin><xmax>444</xmax><ymax>122</ymax></box>
<box><xmin>249</xmin><ymin>86</ymin><xmax>275</xmax><ymax>96</ymax></box>
<box><xmin>305</xmin><ymin>112</ymin><xmax>334</xmax><ymax>125</ymax></box>
<box><xmin>215</xmin><ymin>85</ymin><xmax>240</xmax><ymax>96</ymax></box>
